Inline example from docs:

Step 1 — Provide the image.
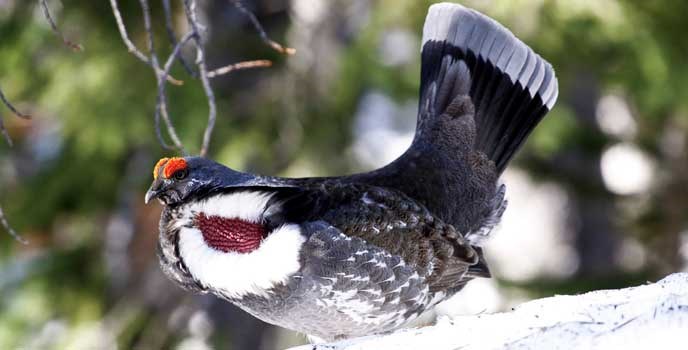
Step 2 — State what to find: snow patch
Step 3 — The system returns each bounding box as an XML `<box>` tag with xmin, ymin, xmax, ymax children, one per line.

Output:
<box><xmin>290</xmin><ymin>273</ymin><xmax>688</xmax><ymax>350</ymax></box>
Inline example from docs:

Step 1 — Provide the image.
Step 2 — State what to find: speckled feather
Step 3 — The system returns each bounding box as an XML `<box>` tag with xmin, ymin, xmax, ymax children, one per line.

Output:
<box><xmin>228</xmin><ymin>222</ymin><xmax>434</xmax><ymax>340</ymax></box>
<box><xmin>295</xmin><ymin>182</ymin><xmax>481</xmax><ymax>291</ymax></box>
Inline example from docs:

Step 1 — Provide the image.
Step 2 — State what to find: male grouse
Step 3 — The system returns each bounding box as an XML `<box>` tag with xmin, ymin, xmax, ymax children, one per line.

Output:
<box><xmin>145</xmin><ymin>2</ymin><xmax>558</xmax><ymax>342</ymax></box>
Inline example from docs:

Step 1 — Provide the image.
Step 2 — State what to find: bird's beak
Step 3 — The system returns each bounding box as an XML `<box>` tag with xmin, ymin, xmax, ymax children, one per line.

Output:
<box><xmin>144</xmin><ymin>189</ymin><xmax>158</xmax><ymax>204</ymax></box>
<box><xmin>145</xmin><ymin>179</ymin><xmax>163</xmax><ymax>204</ymax></box>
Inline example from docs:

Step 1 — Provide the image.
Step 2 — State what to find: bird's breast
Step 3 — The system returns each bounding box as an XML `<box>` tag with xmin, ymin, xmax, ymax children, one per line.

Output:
<box><xmin>160</xmin><ymin>190</ymin><xmax>308</xmax><ymax>299</ymax></box>
<box><xmin>177</xmin><ymin>222</ymin><xmax>305</xmax><ymax>299</ymax></box>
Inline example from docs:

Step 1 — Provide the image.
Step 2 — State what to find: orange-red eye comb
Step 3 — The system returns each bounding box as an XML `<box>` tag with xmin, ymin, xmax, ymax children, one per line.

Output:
<box><xmin>153</xmin><ymin>157</ymin><xmax>170</xmax><ymax>180</ymax></box>
<box><xmin>162</xmin><ymin>157</ymin><xmax>187</xmax><ymax>179</ymax></box>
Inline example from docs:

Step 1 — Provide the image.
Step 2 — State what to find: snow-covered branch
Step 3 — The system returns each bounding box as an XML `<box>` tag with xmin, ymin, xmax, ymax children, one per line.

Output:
<box><xmin>290</xmin><ymin>273</ymin><xmax>688</xmax><ymax>350</ymax></box>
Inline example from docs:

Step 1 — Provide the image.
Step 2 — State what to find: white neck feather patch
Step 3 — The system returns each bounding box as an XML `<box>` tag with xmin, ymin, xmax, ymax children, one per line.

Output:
<box><xmin>175</xmin><ymin>191</ymin><xmax>306</xmax><ymax>298</ymax></box>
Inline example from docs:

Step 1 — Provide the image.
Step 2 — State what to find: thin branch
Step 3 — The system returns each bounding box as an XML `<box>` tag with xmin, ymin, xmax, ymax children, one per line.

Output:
<box><xmin>183</xmin><ymin>0</ymin><xmax>216</xmax><ymax>157</ymax></box>
<box><xmin>111</xmin><ymin>0</ymin><xmax>289</xmax><ymax>157</ymax></box>
<box><xmin>0</xmin><ymin>85</ymin><xmax>31</xmax><ymax>147</ymax></box>
<box><xmin>207</xmin><ymin>59</ymin><xmax>272</xmax><ymax>78</ymax></box>
<box><xmin>138</xmin><ymin>0</ymin><xmax>156</xmax><ymax>57</ymax></box>
<box><xmin>162</xmin><ymin>0</ymin><xmax>197</xmax><ymax>78</ymax></box>
<box><xmin>157</xmin><ymin>29</ymin><xmax>196</xmax><ymax>155</ymax></box>
<box><xmin>0</xmin><ymin>204</ymin><xmax>28</xmax><ymax>244</ymax></box>
<box><xmin>230</xmin><ymin>0</ymin><xmax>295</xmax><ymax>55</ymax></box>
<box><xmin>109</xmin><ymin>0</ymin><xmax>184</xmax><ymax>86</ymax></box>
<box><xmin>110</xmin><ymin>0</ymin><xmax>153</xmax><ymax>66</ymax></box>
<box><xmin>0</xmin><ymin>86</ymin><xmax>31</xmax><ymax>120</ymax></box>
<box><xmin>162</xmin><ymin>33</ymin><xmax>197</xmax><ymax>76</ymax></box>
<box><xmin>39</xmin><ymin>0</ymin><xmax>83</xmax><ymax>52</ymax></box>
<box><xmin>139</xmin><ymin>0</ymin><xmax>186</xmax><ymax>154</ymax></box>
<box><xmin>0</xmin><ymin>114</ymin><xmax>12</xmax><ymax>147</ymax></box>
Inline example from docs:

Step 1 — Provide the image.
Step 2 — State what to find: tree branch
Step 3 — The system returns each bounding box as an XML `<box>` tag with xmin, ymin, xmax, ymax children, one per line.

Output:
<box><xmin>139</xmin><ymin>0</ymin><xmax>186</xmax><ymax>154</ymax></box>
<box><xmin>0</xmin><ymin>202</ymin><xmax>27</xmax><ymax>244</ymax></box>
<box><xmin>0</xmin><ymin>86</ymin><xmax>29</xmax><ymax>243</ymax></box>
<box><xmin>162</xmin><ymin>0</ymin><xmax>197</xmax><ymax>78</ymax></box>
<box><xmin>182</xmin><ymin>0</ymin><xmax>216</xmax><ymax>158</ymax></box>
<box><xmin>109</xmin><ymin>0</ymin><xmax>183</xmax><ymax>86</ymax></box>
<box><xmin>39</xmin><ymin>0</ymin><xmax>83</xmax><ymax>52</ymax></box>
<box><xmin>207</xmin><ymin>59</ymin><xmax>272</xmax><ymax>78</ymax></box>
<box><xmin>230</xmin><ymin>0</ymin><xmax>295</xmax><ymax>55</ymax></box>
<box><xmin>156</xmin><ymin>30</ymin><xmax>195</xmax><ymax>155</ymax></box>
<box><xmin>0</xmin><ymin>115</ymin><xmax>10</xmax><ymax>147</ymax></box>
<box><xmin>0</xmin><ymin>85</ymin><xmax>31</xmax><ymax>147</ymax></box>
<box><xmin>110</xmin><ymin>0</ymin><xmax>290</xmax><ymax>156</ymax></box>
<box><xmin>0</xmin><ymin>86</ymin><xmax>31</xmax><ymax>120</ymax></box>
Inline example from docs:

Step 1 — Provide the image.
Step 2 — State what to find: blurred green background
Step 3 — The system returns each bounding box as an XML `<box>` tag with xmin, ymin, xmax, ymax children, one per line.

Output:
<box><xmin>1</xmin><ymin>0</ymin><xmax>687</xmax><ymax>349</ymax></box>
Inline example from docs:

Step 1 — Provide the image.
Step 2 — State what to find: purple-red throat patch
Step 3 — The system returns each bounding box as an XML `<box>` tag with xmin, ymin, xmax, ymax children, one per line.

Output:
<box><xmin>195</xmin><ymin>213</ymin><xmax>266</xmax><ymax>253</ymax></box>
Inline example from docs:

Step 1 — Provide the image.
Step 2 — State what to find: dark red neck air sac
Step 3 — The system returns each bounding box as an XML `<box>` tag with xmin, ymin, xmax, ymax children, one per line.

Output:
<box><xmin>195</xmin><ymin>213</ymin><xmax>266</xmax><ymax>253</ymax></box>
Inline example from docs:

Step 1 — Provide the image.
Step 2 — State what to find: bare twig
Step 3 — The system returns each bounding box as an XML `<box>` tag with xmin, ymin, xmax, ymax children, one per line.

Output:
<box><xmin>162</xmin><ymin>0</ymin><xmax>197</xmax><ymax>78</ymax></box>
<box><xmin>162</xmin><ymin>33</ymin><xmax>197</xmax><ymax>76</ymax></box>
<box><xmin>183</xmin><ymin>0</ymin><xmax>216</xmax><ymax>157</ymax></box>
<box><xmin>156</xmin><ymin>30</ymin><xmax>195</xmax><ymax>155</ymax></box>
<box><xmin>0</xmin><ymin>115</ymin><xmax>12</xmax><ymax>147</ymax></box>
<box><xmin>207</xmin><ymin>59</ymin><xmax>272</xmax><ymax>78</ymax></box>
<box><xmin>0</xmin><ymin>87</ymin><xmax>28</xmax><ymax>243</ymax></box>
<box><xmin>231</xmin><ymin>0</ymin><xmax>295</xmax><ymax>55</ymax></box>
<box><xmin>109</xmin><ymin>0</ymin><xmax>183</xmax><ymax>86</ymax></box>
<box><xmin>110</xmin><ymin>0</ymin><xmax>154</xmax><ymax>67</ymax></box>
<box><xmin>39</xmin><ymin>0</ymin><xmax>83</xmax><ymax>51</ymax></box>
<box><xmin>140</xmin><ymin>0</ymin><xmax>174</xmax><ymax>151</ymax></box>
<box><xmin>139</xmin><ymin>0</ymin><xmax>186</xmax><ymax>153</ymax></box>
<box><xmin>0</xmin><ymin>85</ymin><xmax>31</xmax><ymax>147</ymax></box>
<box><xmin>0</xmin><ymin>86</ymin><xmax>31</xmax><ymax>120</ymax></box>
<box><xmin>0</xmin><ymin>204</ymin><xmax>28</xmax><ymax>244</ymax></box>
<box><xmin>111</xmin><ymin>0</ymin><xmax>289</xmax><ymax>156</ymax></box>
<box><xmin>139</xmin><ymin>0</ymin><xmax>156</xmax><ymax>58</ymax></box>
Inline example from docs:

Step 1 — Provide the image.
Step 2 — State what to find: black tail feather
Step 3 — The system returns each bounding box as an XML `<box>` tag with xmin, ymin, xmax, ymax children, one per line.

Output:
<box><xmin>420</xmin><ymin>3</ymin><xmax>558</xmax><ymax>173</ymax></box>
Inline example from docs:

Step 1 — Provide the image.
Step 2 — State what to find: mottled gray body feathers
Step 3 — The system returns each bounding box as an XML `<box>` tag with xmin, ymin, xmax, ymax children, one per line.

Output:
<box><xmin>230</xmin><ymin>222</ymin><xmax>431</xmax><ymax>339</ymax></box>
<box><xmin>157</xmin><ymin>183</ymin><xmax>480</xmax><ymax>340</ymax></box>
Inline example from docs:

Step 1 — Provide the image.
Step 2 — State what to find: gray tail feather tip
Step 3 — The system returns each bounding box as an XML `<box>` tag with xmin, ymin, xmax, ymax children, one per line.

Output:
<box><xmin>420</xmin><ymin>3</ymin><xmax>559</xmax><ymax>173</ymax></box>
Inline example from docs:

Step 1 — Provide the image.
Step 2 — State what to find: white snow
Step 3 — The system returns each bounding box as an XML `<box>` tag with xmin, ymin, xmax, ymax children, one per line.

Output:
<box><xmin>288</xmin><ymin>273</ymin><xmax>688</xmax><ymax>350</ymax></box>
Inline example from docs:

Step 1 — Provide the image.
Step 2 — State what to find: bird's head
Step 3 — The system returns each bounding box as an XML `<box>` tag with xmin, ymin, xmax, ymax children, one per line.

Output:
<box><xmin>144</xmin><ymin>156</ymin><xmax>256</xmax><ymax>206</ymax></box>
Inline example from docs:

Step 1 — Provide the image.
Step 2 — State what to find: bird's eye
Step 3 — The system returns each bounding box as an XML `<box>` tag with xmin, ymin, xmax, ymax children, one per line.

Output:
<box><xmin>173</xmin><ymin>169</ymin><xmax>188</xmax><ymax>180</ymax></box>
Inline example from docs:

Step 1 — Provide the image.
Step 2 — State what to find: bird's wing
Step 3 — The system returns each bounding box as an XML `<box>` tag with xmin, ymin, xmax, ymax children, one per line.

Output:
<box><xmin>352</xmin><ymin>4</ymin><xmax>558</xmax><ymax>237</ymax></box>
<box><xmin>297</xmin><ymin>221</ymin><xmax>433</xmax><ymax>324</ymax></box>
<box><xmin>271</xmin><ymin>183</ymin><xmax>488</xmax><ymax>294</ymax></box>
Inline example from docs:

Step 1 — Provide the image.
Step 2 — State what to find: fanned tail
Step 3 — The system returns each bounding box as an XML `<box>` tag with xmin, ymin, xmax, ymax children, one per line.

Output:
<box><xmin>420</xmin><ymin>3</ymin><xmax>558</xmax><ymax>173</ymax></box>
